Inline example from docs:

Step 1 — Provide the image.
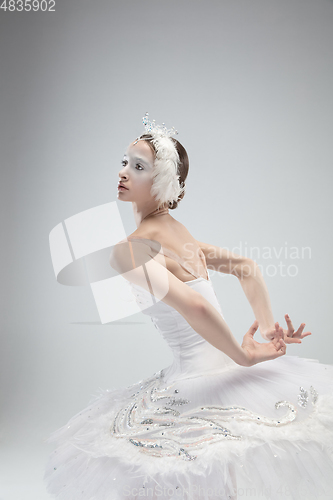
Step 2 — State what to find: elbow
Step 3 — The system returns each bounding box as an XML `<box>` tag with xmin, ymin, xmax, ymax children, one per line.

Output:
<box><xmin>183</xmin><ymin>295</ymin><xmax>207</xmax><ymax>320</ymax></box>
<box><xmin>196</xmin><ymin>297</ymin><xmax>208</xmax><ymax>316</ymax></box>
<box><xmin>234</xmin><ymin>258</ymin><xmax>257</xmax><ymax>280</ymax></box>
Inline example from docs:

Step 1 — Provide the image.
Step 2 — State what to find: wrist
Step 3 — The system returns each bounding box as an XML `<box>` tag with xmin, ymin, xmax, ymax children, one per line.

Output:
<box><xmin>240</xmin><ymin>347</ymin><xmax>254</xmax><ymax>367</ymax></box>
<box><xmin>260</xmin><ymin>327</ymin><xmax>274</xmax><ymax>341</ymax></box>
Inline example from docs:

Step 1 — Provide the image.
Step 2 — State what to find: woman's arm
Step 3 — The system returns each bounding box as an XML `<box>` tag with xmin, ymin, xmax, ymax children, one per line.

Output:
<box><xmin>236</xmin><ymin>261</ymin><xmax>276</xmax><ymax>340</ymax></box>
<box><xmin>196</xmin><ymin>240</ymin><xmax>310</xmax><ymax>343</ymax></box>
<box><xmin>110</xmin><ymin>239</ymin><xmax>285</xmax><ymax>366</ymax></box>
<box><xmin>196</xmin><ymin>240</ymin><xmax>276</xmax><ymax>340</ymax></box>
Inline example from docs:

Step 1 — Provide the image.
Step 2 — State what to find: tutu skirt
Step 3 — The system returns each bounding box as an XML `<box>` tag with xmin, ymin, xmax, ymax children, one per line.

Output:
<box><xmin>44</xmin><ymin>354</ymin><xmax>333</xmax><ymax>500</ymax></box>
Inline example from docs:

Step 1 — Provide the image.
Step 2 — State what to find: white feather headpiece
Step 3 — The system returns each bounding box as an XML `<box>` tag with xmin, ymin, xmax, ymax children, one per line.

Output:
<box><xmin>135</xmin><ymin>112</ymin><xmax>185</xmax><ymax>209</ymax></box>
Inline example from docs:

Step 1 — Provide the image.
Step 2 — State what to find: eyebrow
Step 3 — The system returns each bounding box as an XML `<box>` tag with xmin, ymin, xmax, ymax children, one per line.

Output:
<box><xmin>123</xmin><ymin>155</ymin><xmax>150</xmax><ymax>164</ymax></box>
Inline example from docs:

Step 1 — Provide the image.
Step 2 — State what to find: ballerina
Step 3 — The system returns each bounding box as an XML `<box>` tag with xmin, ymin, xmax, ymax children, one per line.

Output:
<box><xmin>44</xmin><ymin>113</ymin><xmax>333</xmax><ymax>500</ymax></box>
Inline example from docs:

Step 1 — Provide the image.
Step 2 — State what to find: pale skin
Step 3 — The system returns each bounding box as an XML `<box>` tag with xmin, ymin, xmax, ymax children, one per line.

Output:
<box><xmin>113</xmin><ymin>139</ymin><xmax>311</xmax><ymax>368</ymax></box>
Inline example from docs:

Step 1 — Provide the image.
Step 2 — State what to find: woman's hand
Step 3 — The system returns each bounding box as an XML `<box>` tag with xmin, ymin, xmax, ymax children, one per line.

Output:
<box><xmin>241</xmin><ymin>320</ymin><xmax>286</xmax><ymax>367</ymax></box>
<box><xmin>262</xmin><ymin>314</ymin><xmax>312</xmax><ymax>344</ymax></box>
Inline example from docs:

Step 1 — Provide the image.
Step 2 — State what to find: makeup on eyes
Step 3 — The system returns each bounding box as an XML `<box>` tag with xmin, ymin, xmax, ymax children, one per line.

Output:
<box><xmin>123</xmin><ymin>155</ymin><xmax>150</xmax><ymax>166</ymax></box>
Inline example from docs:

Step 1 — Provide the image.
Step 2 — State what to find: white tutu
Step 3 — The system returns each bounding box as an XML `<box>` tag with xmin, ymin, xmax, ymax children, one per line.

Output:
<box><xmin>44</xmin><ymin>276</ymin><xmax>333</xmax><ymax>499</ymax></box>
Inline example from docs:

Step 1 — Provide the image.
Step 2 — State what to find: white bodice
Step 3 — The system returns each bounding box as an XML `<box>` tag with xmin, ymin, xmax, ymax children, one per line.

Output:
<box><xmin>130</xmin><ymin>276</ymin><xmax>238</xmax><ymax>383</ymax></box>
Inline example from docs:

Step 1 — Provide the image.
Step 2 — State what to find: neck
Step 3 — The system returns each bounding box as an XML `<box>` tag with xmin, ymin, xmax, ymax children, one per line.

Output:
<box><xmin>133</xmin><ymin>203</ymin><xmax>170</xmax><ymax>228</ymax></box>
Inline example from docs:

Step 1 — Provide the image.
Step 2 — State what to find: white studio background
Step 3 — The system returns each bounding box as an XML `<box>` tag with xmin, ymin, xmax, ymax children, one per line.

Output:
<box><xmin>1</xmin><ymin>1</ymin><xmax>332</xmax><ymax>498</ymax></box>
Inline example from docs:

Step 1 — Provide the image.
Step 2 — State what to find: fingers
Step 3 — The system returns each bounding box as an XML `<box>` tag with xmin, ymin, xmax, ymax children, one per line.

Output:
<box><xmin>272</xmin><ymin>335</ymin><xmax>286</xmax><ymax>356</ymax></box>
<box><xmin>270</xmin><ymin>325</ymin><xmax>286</xmax><ymax>355</ymax></box>
<box><xmin>252</xmin><ymin>319</ymin><xmax>259</xmax><ymax>330</ymax></box>
<box><xmin>295</xmin><ymin>322</ymin><xmax>305</xmax><ymax>337</ymax></box>
<box><xmin>271</xmin><ymin>325</ymin><xmax>281</xmax><ymax>343</ymax></box>
<box><xmin>301</xmin><ymin>331</ymin><xmax>312</xmax><ymax>338</ymax></box>
<box><xmin>247</xmin><ymin>320</ymin><xmax>259</xmax><ymax>338</ymax></box>
<box><xmin>285</xmin><ymin>315</ymin><xmax>312</xmax><ymax>340</ymax></box>
<box><xmin>284</xmin><ymin>314</ymin><xmax>295</xmax><ymax>337</ymax></box>
<box><xmin>271</xmin><ymin>325</ymin><xmax>283</xmax><ymax>345</ymax></box>
<box><xmin>278</xmin><ymin>338</ymin><xmax>286</xmax><ymax>355</ymax></box>
<box><xmin>295</xmin><ymin>324</ymin><xmax>312</xmax><ymax>339</ymax></box>
<box><xmin>285</xmin><ymin>337</ymin><xmax>302</xmax><ymax>344</ymax></box>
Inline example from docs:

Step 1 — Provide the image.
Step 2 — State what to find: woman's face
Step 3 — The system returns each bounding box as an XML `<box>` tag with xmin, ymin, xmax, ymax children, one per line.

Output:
<box><xmin>117</xmin><ymin>140</ymin><xmax>156</xmax><ymax>206</ymax></box>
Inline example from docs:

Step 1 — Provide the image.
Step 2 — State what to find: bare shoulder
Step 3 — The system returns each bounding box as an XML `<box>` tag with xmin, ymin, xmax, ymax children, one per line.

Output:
<box><xmin>113</xmin><ymin>227</ymin><xmax>155</xmax><ymax>248</ymax></box>
<box><xmin>110</xmin><ymin>225</ymin><xmax>160</xmax><ymax>269</ymax></box>
<box><xmin>112</xmin><ymin>216</ymin><xmax>201</xmax><ymax>262</ymax></box>
<box><xmin>109</xmin><ymin>224</ymin><xmax>206</xmax><ymax>318</ymax></box>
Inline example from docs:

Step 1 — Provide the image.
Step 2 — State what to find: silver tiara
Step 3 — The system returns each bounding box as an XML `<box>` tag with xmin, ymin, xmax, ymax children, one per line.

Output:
<box><xmin>142</xmin><ymin>112</ymin><xmax>178</xmax><ymax>138</ymax></box>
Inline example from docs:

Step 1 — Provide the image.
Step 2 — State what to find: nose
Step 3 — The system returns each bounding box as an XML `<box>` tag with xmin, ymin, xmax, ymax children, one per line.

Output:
<box><xmin>118</xmin><ymin>174</ymin><xmax>128</xmax><ymax>183</ymax></box>
<box><xmin>118</xmin><ymin>165</ymin><xmax>128</xmax><ymax>179</ymax></box>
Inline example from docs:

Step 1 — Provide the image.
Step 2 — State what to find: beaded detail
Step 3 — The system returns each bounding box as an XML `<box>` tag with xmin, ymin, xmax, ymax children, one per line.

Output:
<box><xmin>110</xmin><ymin>370</ymin><xmax>308</xmax><ymax>461</ymax></box>
<box><xmin>142</xmin><ymin>112</ymin><xmax>178</xmax><ymax>138</ymax></box>
<box><xmin>310</xmin><ymin>385</ymin><xmax>319</xmax><ymax>405</ymax></box>
<box><xmin>298</xmin><ymin>387</ymin><xmax>309</xmax><ymax>407</ymax></box>
<box><xmin>298</xmin><ymin>385</ymin><xmax>319</xmax><ymax>408</ymax></box>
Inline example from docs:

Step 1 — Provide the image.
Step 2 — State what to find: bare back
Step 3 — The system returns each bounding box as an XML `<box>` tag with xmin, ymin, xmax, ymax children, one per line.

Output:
<box><xmin>129</xmin><ymin>215</ymin><xmax>209</xmax><ymax>284</ymax></box>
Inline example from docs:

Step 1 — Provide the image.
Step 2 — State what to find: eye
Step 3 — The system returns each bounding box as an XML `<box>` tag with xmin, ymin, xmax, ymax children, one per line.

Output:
<box><xmin>121</xmin><ymin>160</ymin><xmax>127</xmax><ymax>167</ymax></box>
<box><xmin>136</xmin><ymin>164</ymin><xmax>144</xmax><ymax>171</ymax></box>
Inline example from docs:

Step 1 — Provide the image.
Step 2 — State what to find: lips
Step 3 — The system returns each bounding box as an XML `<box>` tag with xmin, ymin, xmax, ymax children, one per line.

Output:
<box><xmin>118</xmin><ymin>183</ymin><xmax>128</xmax><ymax>190</ymax></box>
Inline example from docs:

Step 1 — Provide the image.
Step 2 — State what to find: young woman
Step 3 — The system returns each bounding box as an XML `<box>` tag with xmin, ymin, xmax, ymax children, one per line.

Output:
<box><xmin>44</xmin><ymin>114</ymin><xmax>333</xmax><ymax>500</ymax></box>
